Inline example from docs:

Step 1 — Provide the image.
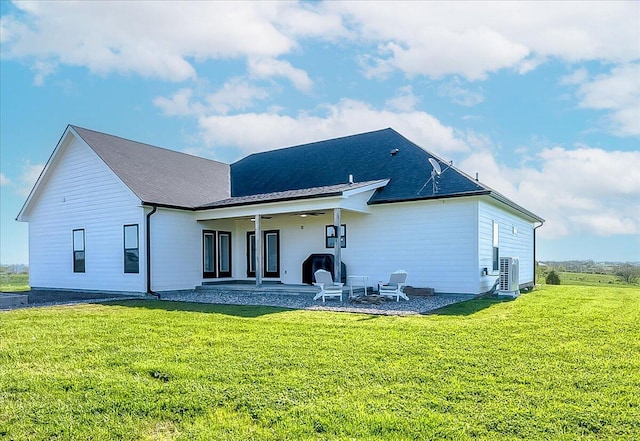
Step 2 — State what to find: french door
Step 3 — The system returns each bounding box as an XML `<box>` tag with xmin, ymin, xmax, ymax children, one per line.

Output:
<box><xmin>203</xmin><ymin>230</ymin><xmax>232</xmax><ymax>278</ymax></box>
<box><xmin>246</xmin><ymin>230</ymin><xmax>280</xmax><ymax>278</ymax></box>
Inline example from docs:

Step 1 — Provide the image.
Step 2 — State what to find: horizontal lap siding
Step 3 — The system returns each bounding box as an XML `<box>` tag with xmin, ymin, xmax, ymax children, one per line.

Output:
<box><xmin>478</xmin><ymin>200</ymin><xmax>535</xmax><ymax>291</ymax></box>
<box><xmin>344</xmin><ymin>200</ymin><xmax>478</xmax><ymax>294</ymax></box>
<box><xmin>196</xmin><ymin>199</ymin><xmax>480</xmax><ymax>293</ymax></box>
<box><xmin>217</xmin><ymin>200</ymin><xmax>479</xmax><ymax>293</ymax></box>
<box><xmin>276</xmin><ymin>216</ymin><xmax>332</xmax><ymax>283</ymax></box>
<box><xmin>150</xmin><ymin>209</ymin><xmax>201</xmax><ymax>291</ymax></box>
<box><xmin>28</xmin><ymin>137</ymin><xmax>145</xmax><ymax>292</ymax></box>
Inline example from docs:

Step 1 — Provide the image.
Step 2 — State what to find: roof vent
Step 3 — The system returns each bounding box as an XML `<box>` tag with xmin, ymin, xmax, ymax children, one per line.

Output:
<box><xmin>390</xmin><ymin>148</ymin><xmax>399</xmax><ymax>156</ymax></box>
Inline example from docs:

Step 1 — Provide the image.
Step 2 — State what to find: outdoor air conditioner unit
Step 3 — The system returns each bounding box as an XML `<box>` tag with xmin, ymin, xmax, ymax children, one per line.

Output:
<box><xmin>499</xmin><ymin>257</ymin><xmax>520</xmax><ymax>297</ymax></box>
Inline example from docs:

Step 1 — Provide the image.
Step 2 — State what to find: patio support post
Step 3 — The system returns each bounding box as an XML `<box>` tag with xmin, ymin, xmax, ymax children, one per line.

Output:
<box><xmin>255</xmin><ymin>215</ymin><xmax>263</xmax><ymax>287</ymax></box>
<box><xmin>333</xmin><ymin>208</ymin><xmax>342</xmax><ymax>284</ymax></box>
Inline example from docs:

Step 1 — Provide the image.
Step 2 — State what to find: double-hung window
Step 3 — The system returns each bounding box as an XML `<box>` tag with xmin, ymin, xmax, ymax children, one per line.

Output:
<box><xmin>124</xmin><ymin>225</ymin><xmax>139</xmax><ymax>273</ymax></box>
<box><xmin>73</xmin><ymin>229</ymin><xmax>85</xmax><ymax>273</ymax></box>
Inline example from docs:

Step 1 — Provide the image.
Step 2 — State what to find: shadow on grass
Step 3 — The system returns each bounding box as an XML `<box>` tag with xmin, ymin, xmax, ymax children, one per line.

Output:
<box><xmin>102</xmin><ymin>299</ymin><xmax>292</xmax><ymax>318</ymax></box>
<box><xmin>424</xmin><ymin>295</ymin><xmax>516</xmax><ymax>316</ymax></box>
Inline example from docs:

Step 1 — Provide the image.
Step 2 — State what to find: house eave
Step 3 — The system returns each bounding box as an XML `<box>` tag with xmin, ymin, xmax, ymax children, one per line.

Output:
<box><xmin>369</xmin><ymin>190</ymin><xmax>491</xmax><ymax>205</ymax></box>
<box><xmin>142</xmin><ymin>201</ymin><xmax>196</xmax><ymax>211</ymax></box>
<box><xmin>488</xmin><ymin>192</ymin><xmax>545</xmax><ymax>223</ymax></box>
<box><xmin>369</xmin><ymin>190</ymin><xmax>544</xmax><ymax>223</ymax></box>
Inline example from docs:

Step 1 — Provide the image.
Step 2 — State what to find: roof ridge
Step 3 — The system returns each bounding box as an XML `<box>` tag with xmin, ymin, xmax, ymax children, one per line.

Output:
<box><xmin>234</xmin><ymin>127</ymin><xmax>397</xmax><ymax>163</ymax></box>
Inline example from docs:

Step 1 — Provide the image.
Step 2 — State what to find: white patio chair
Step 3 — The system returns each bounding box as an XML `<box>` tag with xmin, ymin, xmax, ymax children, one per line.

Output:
<box><xmin>379</xmin><ymin>270</ymin><xmax>409</xmax><ymax>301</ymax></box>
<box><xmin>313</xmin><ymin>269</ymin><xmax>344</xmax><ymax>302</ymax></box>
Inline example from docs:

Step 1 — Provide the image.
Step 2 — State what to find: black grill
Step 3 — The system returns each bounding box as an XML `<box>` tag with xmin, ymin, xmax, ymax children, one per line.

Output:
<box><xmin>302</xmin><ymin>254</ymin><xmax>346</xmax><ymax>285</ymax></box>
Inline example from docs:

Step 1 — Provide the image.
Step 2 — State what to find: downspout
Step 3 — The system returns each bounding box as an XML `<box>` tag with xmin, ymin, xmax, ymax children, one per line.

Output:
<box><xmin>146</xmin><ymin>204</ymin><xmax>158</xmax><ymax>295</ymax></box>
<box><xmin>533</xmin><ymin>221</ymin><xmax>544</xmax><ymax>287</ymax></box>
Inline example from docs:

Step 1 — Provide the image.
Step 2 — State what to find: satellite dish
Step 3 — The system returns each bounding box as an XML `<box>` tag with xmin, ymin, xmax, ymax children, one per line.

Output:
<box><xmin>418</xmin><ymin>157</ymin><xmax>452</xmax><ymax>195</ymax></box>
<box><xmin>429</xmin><ymin>158</ymin><xmax>441</xmax><ymax>175</ymax></box>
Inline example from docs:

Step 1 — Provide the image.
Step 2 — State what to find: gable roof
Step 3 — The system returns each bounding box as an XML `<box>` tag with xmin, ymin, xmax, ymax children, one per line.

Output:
<box><xmin>70</xmin><ymin>126</ymin><xmax>230</xmax><ymax>208</ymax></box>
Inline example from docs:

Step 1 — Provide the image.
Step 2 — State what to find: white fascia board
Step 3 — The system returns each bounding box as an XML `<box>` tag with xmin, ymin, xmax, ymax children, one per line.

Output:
<box><xmin>342</xmin><ymin>179</ymin><xmax>389</xmax><ymax>198</ymax></box>
<box><xmin>194</xmin><ymin>196</ymin><xmax>343</xmax><ymax>220</ymax></box>
<box><xmin>195</xmin><ymin>193</ymin><xmax>375</xmax><ymax>220</ymax></box>
<box><xmin>16</xmin><ymin>127</ymin><xmax>75</xmax><ymax>222</ymax></box>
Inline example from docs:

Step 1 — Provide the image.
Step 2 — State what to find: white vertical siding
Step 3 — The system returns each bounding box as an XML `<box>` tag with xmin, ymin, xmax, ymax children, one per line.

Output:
<box><xmin>28</xmin><ymin>136</ymin><xmax>146</xmax><ymax>292</ymax></box>
<box><xmin>478</xmin><ymin>199</ymin><xmax>535</xmax><ymax>291</ymax></box>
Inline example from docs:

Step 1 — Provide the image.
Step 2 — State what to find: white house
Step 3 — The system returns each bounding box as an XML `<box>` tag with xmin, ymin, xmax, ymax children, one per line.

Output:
<box><xmin>17</xmin><ymin>125</ymin><xmax>544</xmax><ymax>296</ymax></box>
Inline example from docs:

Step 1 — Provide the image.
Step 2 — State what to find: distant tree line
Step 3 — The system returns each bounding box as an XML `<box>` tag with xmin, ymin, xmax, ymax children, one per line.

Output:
<box><xmin>537</xmin><ymin>261</ymin><xmax>640</xmax><ymax>285</ymax></box>
<box><xmin>0</xmin><ymin>264</ymin><xmax>29</xmax><ymax>274</ymax></box>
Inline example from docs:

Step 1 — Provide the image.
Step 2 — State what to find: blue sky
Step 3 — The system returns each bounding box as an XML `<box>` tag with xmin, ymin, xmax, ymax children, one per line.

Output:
<box><xmin>1</xmin><ymin>1</ymin><xmax>639</xmax><ymax>264</ymax></box>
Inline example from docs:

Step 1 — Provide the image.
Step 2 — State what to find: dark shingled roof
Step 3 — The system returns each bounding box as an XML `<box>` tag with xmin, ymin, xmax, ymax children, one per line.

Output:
<box><xmin>231</xmin><ymin>128</ymin><xmax>486</xmax><ymax>203</ymax></box>
<box><xmin>197</xmin><ymin>180</ymin><xmax>387</xmax><ymax>209</ymax></box>
<box><xmin>71</xmin><ymin>125</ymin><xmax>230</xmax><ymax>208</ymax></box>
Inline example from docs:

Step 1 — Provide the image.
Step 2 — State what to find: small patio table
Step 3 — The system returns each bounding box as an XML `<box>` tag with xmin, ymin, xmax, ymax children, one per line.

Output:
<box><xmin>348</xmin><ymin>275</ymin><xmax>369</xmax><ymax>298</ymax></box>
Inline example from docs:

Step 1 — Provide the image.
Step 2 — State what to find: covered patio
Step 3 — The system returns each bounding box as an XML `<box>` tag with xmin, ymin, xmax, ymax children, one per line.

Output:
<box><xmin>194</xmin><ymin>180</ymin><xmax>389</xmax><ymax>289</ymax></box>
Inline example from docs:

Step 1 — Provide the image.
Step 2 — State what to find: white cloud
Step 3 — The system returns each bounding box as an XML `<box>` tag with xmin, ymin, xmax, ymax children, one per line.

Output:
<box><xmin>31</xmin><ymin>60</ymin><xmax>56</xmax><ymax>86</ymax></box>
<box><xmin>154</xmin><ymin>79</ymin><xmax>270</xmax><ymax>117</ymax></box>
<box><xmin>439</xmin><ymin>78</ymin><xmax>484</xmax><ymax>107</ymax></box>
<box><xmin>206</xmin><ymin>79</ymin><xmax>270</xmax><ymax>114</ymax></box>
<box><xmin>330</xmin><ymin>1</ymin><xmax>639</xmax><ymax>80</ymax></box>
<box><xmin>1</xmin><ymin>2</ymin><xmax>333</xmax><ymax>82</ymax></box>
<box><xmin>275</xmin><ymin>3</ymin><xmax>347</xmax><ymax>40</ymax></box>
<box><xmin>197</xmin><ymin>98</ymin><xmax>468</xmax><ymax>157</ymax></box>
<box><xmin>458</xmin><ymin>145</ymin><xmax>640</xmax><ymax>240</ymax></box>
<box><xmin>4</xmin><ymin>1</ymin><xmax>637</xmax><ymax>86</ymax></box>
<box><xmin>153</xmin><ymin>88</ymin><xmax>202</xmax><ymax>117</ymax></box>
<box><xmin>560</xmin><ymin>68</ymin><xmax>589</xmax><ymax>86</ymax></box>
<box><xmin>574</xmin><ymin>63</ymin><xmax>640</xmax><ymax>137</ymax></box>
<box><xmin>385</xmin><ymin>86</ymin><xmax>419</xmax><ymax>112</ymax></box>
<box><xmin>248</xmin><ymin>58</ymin><xmax>313</xmax><ymax>92</ymax></box>
<box><xmin>0</xmin><ymin>173</ymin><xmax>11</xmax><ymax>186</ymax></box>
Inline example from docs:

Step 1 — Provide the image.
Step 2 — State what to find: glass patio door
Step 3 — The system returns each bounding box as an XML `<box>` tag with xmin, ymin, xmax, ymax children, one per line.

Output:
<box><xmin>247</xmin><ymin>230</ymin><xmax>280</xmax><ymax>278</ymax></box>
<box><xmin>218</xmin><ymin>232</ymin><xmax>231</xmax><ymax>278</ymax></box>
<box><xmin>203</xmin><ymin>230</ymin><xmax>231</xmax><ymax>278</ymax></box>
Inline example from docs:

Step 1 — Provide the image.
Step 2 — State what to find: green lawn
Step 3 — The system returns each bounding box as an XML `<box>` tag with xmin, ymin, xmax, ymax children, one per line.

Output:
<box><xmin>0</xmin><ymin>273</ymin><xmax>29</xmax><ymax>292</ymax></box>
<box><xmin>1</xmin><ymin>286</ymin><xmax>639</xmax><ymax>440</ymax></box>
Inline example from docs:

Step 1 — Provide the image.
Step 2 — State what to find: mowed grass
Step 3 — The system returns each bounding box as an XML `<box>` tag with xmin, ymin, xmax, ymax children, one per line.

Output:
<box><xmin>1</xmin><ymin>286</ymin><xmax>638</xmax><ymax>440</ymax></box>
<box><xmin>0</xmin><ymin>273</ymin><xmax>29</xmax><ymax>292</ymax></box>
